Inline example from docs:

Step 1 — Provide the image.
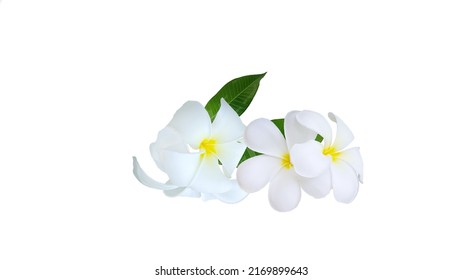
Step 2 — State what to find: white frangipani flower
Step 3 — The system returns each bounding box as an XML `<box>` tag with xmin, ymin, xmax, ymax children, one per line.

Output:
<box><xmin>236</xmin><ymin>112</ymin><xmax>322</xmax><ymax>212</ymax></box>
<box><xmin>133</xmin><ymin>98</ymin><xmax>248</xmax><ymax>203</ymax></box>
<box><xmin>290</xmin><ymin>111</ymin><xmax>364</xmax><ymax>203</ymax></box>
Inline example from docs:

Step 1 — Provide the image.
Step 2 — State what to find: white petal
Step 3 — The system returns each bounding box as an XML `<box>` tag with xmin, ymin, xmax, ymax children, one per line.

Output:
<box><xmin>149</xmin><ymin>127</ymin><xmax>188</xmax><ymax>172</ymax></box>
<box><xmin>163</xmin><ymin>187</ymin><xmax>201</xmax><ymax>198</ymax></box>
<box><xmin>331</xmin><ymin>160</ymin><xmax>359</xmax><ymax>203</ymax></box>
<box><xmin>328</xmin><ymin>112</ymin><xmax>354</xmax><ymax>151</ymax></box>
<box><xmin>291</xmin><ymin>140</ymin><xmax>331</xmax><ymax>178</ymax></box>
<box><xmin>162</xmin><ymin>150</ymin><xmax>201</xmax><ymax>187</ymax></box>
<box><xmin>214</xmin><ymin>180</ymin><xmax>248</xmax><ymax>203</ymax></box>
<box><xmin>298</xmin><ymin>168</ymin><xmax>332</xmax><ymax>198</ymax></box>
<box><xmin>167</xmin><ymin>101</ymin><xmax>211</xmax><ymax>148</ymax></box>
<box><xmin>296</xmin><ymin>110</ymin><xmax>332</xmax><ymax>146</ymax></box>
<box><xmin>132</xmin><ymin>157</ymin><xmax>177</xmax><ymax>190</ymax></box>
<box><xmin>338</xmin><ymin>147</ymin><xmax>363</xmax><ymax>183</ymax></box>
<box><xmin>215</xmin><ymin>141</ymin><xmax>246</xmax><ymax>177</ymax></box>
<box><xmin>189</xmin><ymin>156</ymin><xmax>234</xmax><ymax>193</ymax></box>
<box><xmin>211</xmin><ymin>99</ymin><xmax>245</xmax><ymax>142</ymax></box>
<box><xmin>244</xmin><ymin>118</ymin><xmax>288</xmax><ymax>157</ymax></box>
<box><xmin>236</xmin><ymin>155</ymin><xmax>282</xmax><ymax>193</ymax></box>
<box><xmin>285</xmin><ymin>110</ymin><xmax>317</xmax><ymax>149</ymax></box>
<box><xmin>268</xmin><ymin>169</ymin><xmax>301</xmax><ymax>212</ymax></box>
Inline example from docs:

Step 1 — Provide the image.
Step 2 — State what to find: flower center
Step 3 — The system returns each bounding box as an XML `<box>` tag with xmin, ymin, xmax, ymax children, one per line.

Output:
<box><xmin>323</xmin><ymin>146</ymin><xmax>341</xmax><ymax>162</ymax></box>
<box><xmin>281</xmin><ymin>153</ymin><xmax>293</xmax><ymax>169</ymax></box>
<box><xmin>199</xmin><ymin>138</ymin><xmax>217</xmax><ymax>158</ymax></box>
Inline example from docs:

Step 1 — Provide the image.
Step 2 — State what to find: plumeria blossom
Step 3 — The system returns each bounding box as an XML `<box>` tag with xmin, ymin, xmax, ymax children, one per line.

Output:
<box><xmin>291</xmin><ymin>111</ymin><xmax>363</xmax><ymax>203</ymax></box>
<box><xmin>236</xmin><ymin>112</ymin><xmax>325</xmax><ymax>212</ymax></box>
<box><xmin>133</xmin><ymin>98</ymin><xmax>248</xmax><ymax>203</ymax></box>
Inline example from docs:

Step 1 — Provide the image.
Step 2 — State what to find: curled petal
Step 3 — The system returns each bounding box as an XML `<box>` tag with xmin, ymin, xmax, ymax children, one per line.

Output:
<box><xmin>328</xmin><ymin>112</ymin><xmax>354</xmax><ymax>151</ymax></box>
<box><xmin>211</xmin><ymin>99</ymin><xmax>246</xmax><ymax>143</ymax></box>
<box><xmin>215</xmin><ymin>141</ymin><xmax>247</xmax><ymax>177</ymax></box>
<box><xmin>162</xmin><ymin>150</ymin><xmax>201</xmax><ymax>187</ymax></box>
<box><xmin>268</xmin><ymin>169</ymin><xmax>301</xmax><ymax>212</ymax></box>
<box><xmin>284</xmin><ymin>110</ymin><xmax>318</xmax><ymax>149</ymax></box>
<box><xmin>296</xmin><ymin>110</ymin><xmax>332</xmax><ymax>146</ymax></box>
<box><xmin>132</xmin><ymin>157</ymin><xmax>177</xmax><ymax>190</ymax></box>
<box><xmin>236</xmin><ymin>155</ymin><xmax>281</xmax><ymax>193</ymax></box>
<box><xmin>244</xmin><ymin>118</ymin><xmax>288</xmax><ymax>157</ymax></box>
<box><xmin>338</xmin><ymin>147</ymin><xmax>363</xmax><ymax>183</ymax></box>
<box><xmin>150</xmin><ymin>127</ymin><xmax>188</xmax><ymax>172</ymax></box>
<box><xmin>298</xmin><ymin>168</ymin><xmax>332</xmax><ymax>198</ymax></box>
<box><xmin>291</xmin><ymin>140</ymin><xmax>330</xmax><ymax>178</ymax></box>
<box><xmin>214</xmin><ymin>181</ymin><xmax>248</xmax><ymax>203</ymax></box>
<box><xmin>167</xmin><ymin>101</ymin><xmax>211</xmax><ymax>148</ymax></box>
<box><xmin>331</xmin><ymin>160</ymin><xmax>359</xmax><ymax>203</ymax></box>
<box><xmin>163</xmin><ymin>187</ymin><xmax>201</xmax><ymax>198</ymax></box>
<box><xmin>189</xmin><ymin>156</ymin><xmax>234</xmax><ymax>193</ymax></box>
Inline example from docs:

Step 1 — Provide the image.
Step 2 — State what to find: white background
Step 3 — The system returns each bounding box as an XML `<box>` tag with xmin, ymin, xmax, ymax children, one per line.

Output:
<box><xmin>1</xmin><ymin>0</ymin><xmax>461</xmax><ymax>279</ymax></box>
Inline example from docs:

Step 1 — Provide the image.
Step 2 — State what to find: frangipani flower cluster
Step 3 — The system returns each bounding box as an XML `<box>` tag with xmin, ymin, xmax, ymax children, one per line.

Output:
<box><xmin>133</xmin><ymin>73</ymin><xmax>364</xmax><ymax>211</ymax></box>
<box><xmin>237</xmin><ymin>110</ymin><xmax>363</xmax><ymax>212</ymax></box>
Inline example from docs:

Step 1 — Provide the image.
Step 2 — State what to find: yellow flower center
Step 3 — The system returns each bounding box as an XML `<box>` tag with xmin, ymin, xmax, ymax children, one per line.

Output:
<box><xmin>281</xmin><ymin>153</ymin><xmax>293</xmax><ymax>169</ymax></box>
<box><xmin>323</xmin><ymin>146</ymin><xmax>341</xmax><ymax>162</ymax></box>
<box><xmin>199</xmin><ymin>138</ymin><xmax>217</xmax><ymax>158</ymax></box>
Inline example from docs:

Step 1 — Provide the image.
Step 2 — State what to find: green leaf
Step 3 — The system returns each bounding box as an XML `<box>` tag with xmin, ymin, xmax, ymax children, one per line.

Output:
<box><xmin>315</xmin><ymin>134</ymin><xmax>324</xmax><ymax>142</ymax></box>
<box><xmin>271</xmin><ymin>118</ymin><xmax>284</xmax><ymax>136</ymax></box>
<box><xmin>205</xmin><ymin>72</ymin><xmax>266</xmax><ymax>121</ymax></box>
<box><xmin>238</xmin><ymin>147</ymin><xmax>261</xmax><ymax>165</ymax></box>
